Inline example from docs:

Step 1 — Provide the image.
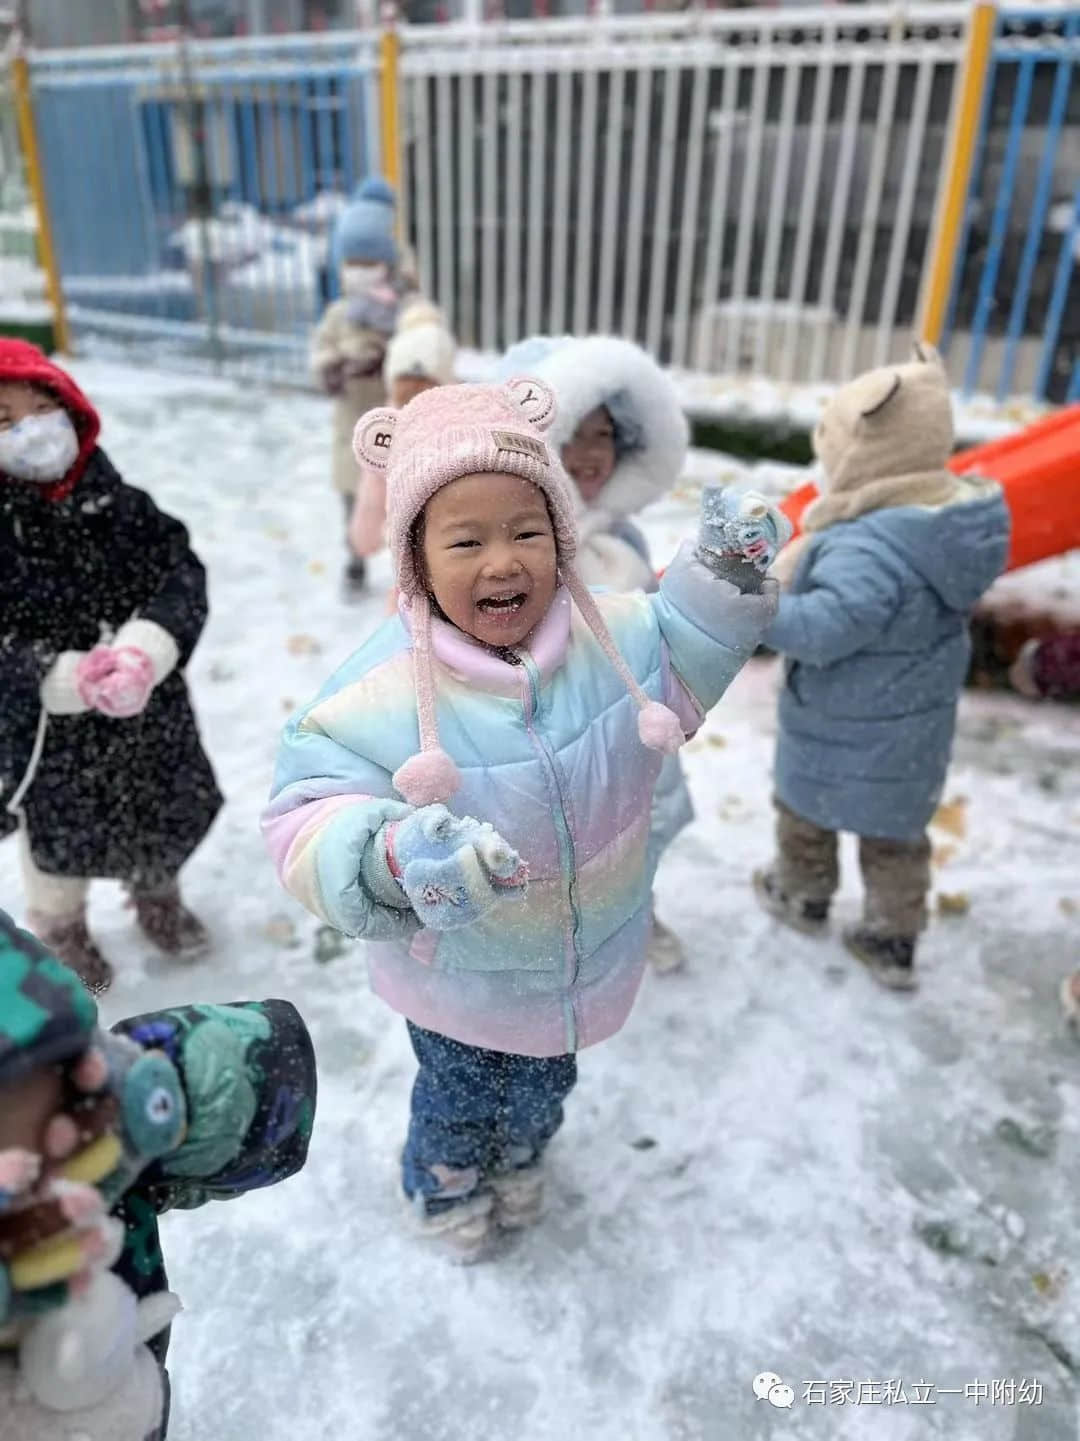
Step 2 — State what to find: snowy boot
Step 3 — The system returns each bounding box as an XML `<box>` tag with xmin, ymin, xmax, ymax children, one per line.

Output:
<box><xmin>131</xmin><ymin>881</ymin><xmax>210</xmax><ymax>959</ymax></box>
<box><xmin>648</xmin><ymin>916</ymin><xmax>686</xmax><ymax>975</ymax></box>
<box><xmin>752</xmin><ymin>869</ymin><xmax>830</xmax><ymax>937</ymax></box>
<box><xmin>489</xmin><ymin>1164</ymin><xmax>545</xmax><ymax>1231</ymax></box>
<box><xmin>27</xmin><ymin>908</ymin><xmax>113</xmax><ymax>996</ymax></box>
<box><xmin>843</xmin><ymin>926</ymin><xmax>917</xmax><ymax>992</ymax></box>
<box><xmin>408</xmin><ymin>1189</ymin><xmax>497</xmax><ymax>1264</ymax></box>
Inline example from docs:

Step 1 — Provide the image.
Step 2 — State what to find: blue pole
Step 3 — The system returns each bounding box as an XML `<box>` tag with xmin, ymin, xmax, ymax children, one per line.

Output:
<box><xmin>1068</xmin><ymin>357</ymin><xmax>1080</xmax><ymax>405</ymax></box>
<box><xmin>997</xmin><ymin>15</ymin><xmax>1077</xmax><ymax>401</ymax></box>
<box><xmin>963</xmin><ymin>54</ymin><xmax>1035</xmax><ymax>396</ymax></box>
<box><xmin>943</xmin><ymin>35</ymin><xmax>1001</xmax><ymax>352</ymax></box>
<box><xmin>1034</xmin><ymin>181</ymin><xmax>1080</xmax><ymax>402</ymax></box>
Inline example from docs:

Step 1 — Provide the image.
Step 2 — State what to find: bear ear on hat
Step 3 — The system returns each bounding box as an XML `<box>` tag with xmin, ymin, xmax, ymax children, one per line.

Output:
<box><xmin>354</xmin><ymin>408</ymin><xmax>398</xmax><ymax>470</ymax></box>
<box><xmin>858</xmin><ymin>371</ymin><xmax>902</xmax><ymax>421</ymax></box>
<box><xmin>502</xmin><ymin>376</ymin><xmax>557</xmax><ymax>433</ymax></box>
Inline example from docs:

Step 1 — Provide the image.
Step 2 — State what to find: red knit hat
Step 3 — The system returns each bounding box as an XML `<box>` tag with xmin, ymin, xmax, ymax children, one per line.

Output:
<box><xmin>0</xmin><ymin>340</ymin><xmax>100</xmax><ymax>502</ymax></box>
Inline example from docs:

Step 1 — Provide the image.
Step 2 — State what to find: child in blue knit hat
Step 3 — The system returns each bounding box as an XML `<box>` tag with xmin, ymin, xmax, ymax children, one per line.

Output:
<box><xmin>310</xmin><ymin>177</ymin><xmax>417</xmax><ymax>594</ymax></box>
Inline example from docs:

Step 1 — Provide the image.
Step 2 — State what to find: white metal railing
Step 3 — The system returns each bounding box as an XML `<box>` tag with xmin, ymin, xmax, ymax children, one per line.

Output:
<box><xmin>401</xmin><ymin>3</ymin><xmax>970</xmax><ymax>382</ymax></box>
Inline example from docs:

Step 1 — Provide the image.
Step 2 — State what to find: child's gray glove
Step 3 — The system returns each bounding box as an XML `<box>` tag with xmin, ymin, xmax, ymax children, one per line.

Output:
<box><xmin>696</xmin><ymin>486</ymin><xmax>793</xmax><ymax>591</ymax></box>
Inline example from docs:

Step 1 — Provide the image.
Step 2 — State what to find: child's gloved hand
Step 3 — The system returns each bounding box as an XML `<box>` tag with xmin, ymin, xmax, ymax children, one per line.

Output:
<box><xmin>383</xmin><ymin>805</ymin><xmax>528</xmax><ymax>931</ymax></box>
<box><xmin>697</xmin><ymin>487</ymin><xmax>793</xmax><ymax>576</ymax></box>
<box><xmin>75</xmin><ymin>647</ymin><xmax>155</xmax><ymax>720</ymax></box>
<box><xmin>44</xmin><ymin>1033</ymin><xmax>187</xmax><ymax>1211</ymax></box>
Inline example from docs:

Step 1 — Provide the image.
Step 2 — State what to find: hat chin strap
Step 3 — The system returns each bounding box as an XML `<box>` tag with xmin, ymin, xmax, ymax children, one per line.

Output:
<box><xmin>561</xmin><ymin>569</ymin><xmax>685</xmax><ymax>755</ymax></box>
<box><xmin>393</xmin><ymin>590</ymin><xmax>462</xmax><ymax>806</ymax></box>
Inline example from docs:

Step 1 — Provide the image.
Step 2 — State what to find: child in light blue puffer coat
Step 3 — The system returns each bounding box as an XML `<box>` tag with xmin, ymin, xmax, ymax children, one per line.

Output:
<box><xmin>755</xmin><ymin>345</ymin><xmax>1010</xmax><ymax>990</ymax></box>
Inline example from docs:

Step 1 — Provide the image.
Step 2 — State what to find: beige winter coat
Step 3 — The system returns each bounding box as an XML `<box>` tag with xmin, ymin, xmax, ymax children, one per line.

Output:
<box><xmin>309</xmin><ymin>299</ymin><xmax>389</xmax><ymax>496</ymax></box>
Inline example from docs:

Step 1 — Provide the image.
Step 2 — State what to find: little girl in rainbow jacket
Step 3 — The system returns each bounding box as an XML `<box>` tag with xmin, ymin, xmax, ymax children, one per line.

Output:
<box><xmin>263</xmin><ymin>377</ymin><xmax>783</xmax><ymax>1260</ymax></box>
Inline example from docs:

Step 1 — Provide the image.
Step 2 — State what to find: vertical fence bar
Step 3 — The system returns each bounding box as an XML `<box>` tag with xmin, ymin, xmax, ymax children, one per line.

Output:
<box><xmin>1034</xmin><ymin>180</ymin><xmax>1079</xmax><ymax>402</ymax></box>
<box><xmin>670</xmin><ymin>59</ymin><xmax>708</xmax><ymax>370</ymax></box>
<box><xmin>724</xmin><ymin>49</ymin><xmax>769</xmax><ymax>374</ymax></box>
<box><xmin>644</xmin><ymin>63</ymin><xmax>680</xmax><ymax>359</ymax></box>
<box><xmin>315</xmin><ymin>72</ymin><xmax>335</xmax><ymax>193</ymax></box>
<box><xmin>286</xmin><ymin>80</ymin><xmax>310</xmax><ymax>344</ymax></box>
<box><xmin>694</xmin><ymin>52</ymin><xmax>737</xmax><ymax>373</ymax></box>
<box><xmin>504</xmin><ymin>67</ymin><xmax>523</xmax><ymax>344</ymax></box>
<box><xmin>840</xmin><ymin>19</ymin><xmax>902</xmax><ymax>379</ymax></box>
<box><xmin>238</xmin><ymin>80</ymin><xmax>260</xmax><ymax>340</ymax></box>
<box><xmin>998</xmin><ymin>14</ymin><xmax>1076</xmax><ymax>401</ymax></box>
<box><xmin>525</xmin><ymin>64</ymin><xmax>546</xmax><ymax>337</ymax></box>
<box><xmin>596</xmin><ymin>61</ymin><xmax>625</xmax><ymax>337</ymax></box>
<box><xmin>917</xmin><ymin>3</ymin><xmax>997</xmax><ymax>347</ymax></box>
<box><xmin>139</xmin><ymin>87</ymin><xmax>170</xmax><ymax>327</ymax></box>
<box><xmin>481</xmin><ymin>67</ymin><xmax>498</xmax><ymax>352</ymax></box>
<box><xmin>412</xmin><ymin>72</ymin><xmax>435</xmax><ymax>297</ymax></box>
<box><xmin>458</xmin><ymin>67</ymin><xmax>477</xmax><ymax>347</ymax></box>
<box><xmin>12</xmin><ymin>51</ymin><xmax>70</xmax><ymax>351</ymax></box>
<box><xmin>339</xmin><ymin>70</ymin><xmax>357</xmax><ymax>191</ymax></box>
<box><xmin>572</xmin><ymin>63</ymin><xmax>598</xmax><ymax>336</ymax></box>
<box><xmin>875</xmin><ymin>51</ymin><xmax>935</xmax><ymax>367</ymax></box>
<box><xmin>548</xmin><ymin>66</ymin><xmax>572</xmax><ymax>335</ymax></box>
<box><xmin>809</xmin><ymin>53</ymin><xmax>865</xmax><ymax>380</ymax></box>
<box><xmin>780</xmin><ymin>28</ymin><xmax>833</xmax><ymax>383</ymax></box>
<box><xmin>754</xmin><ymin>46</ymin><xmax>800</xmax><ymax>376</ymax></box>
<box><xmin>620</xmin><ymin>66</ymin><xmax>652</xmax><ymax>340</ymax></box>
<box><xmin>435</xmin><ymin>69</ymin><xmax>455</xmax><ymax>325</ymax></box>
<box><xmin>963</xmin><ymin>54</ymin><xmax>1035</xmax><ymax>395</ymax></box>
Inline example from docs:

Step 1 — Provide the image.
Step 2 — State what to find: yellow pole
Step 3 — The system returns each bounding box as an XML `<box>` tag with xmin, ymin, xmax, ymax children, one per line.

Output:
<box><xmin>916</xmin><ymin>2</ymin><xmax>997</xmax><ymax>346</ymax></box>
<box><xmin>10</xmin><ymin>46</ymin><xmax>70</xmax><ymax>354</ymax></box>
<box><xmin>379</xmin><ymin>11</ymin><xmax>401</xmax><ymax>200</ymax></box>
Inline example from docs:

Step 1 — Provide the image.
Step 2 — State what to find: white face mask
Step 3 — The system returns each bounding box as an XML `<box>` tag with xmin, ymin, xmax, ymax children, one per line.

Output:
<box><xmin>0</xmin><ymin>410</ymin><xmax>79</xmax><ymax>483</ymax></box>
<box><xmin>341</xmin><ymin>263</ymin><xmax>386</xmax><ymax>297</ymax></box>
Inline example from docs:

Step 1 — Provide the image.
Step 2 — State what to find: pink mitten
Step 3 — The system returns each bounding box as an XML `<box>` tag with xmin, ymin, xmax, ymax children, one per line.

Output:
<box><xmin>77</xmin><ymin>647</ymin><xmax>155</xmax><ymax>719</ymax></box>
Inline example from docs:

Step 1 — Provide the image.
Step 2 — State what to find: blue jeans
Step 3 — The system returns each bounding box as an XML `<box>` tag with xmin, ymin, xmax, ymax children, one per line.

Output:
<box><xmin>402</xmin><ymin>1022</ymin><xmax>577</xmax><ymax>1212</ymax></box>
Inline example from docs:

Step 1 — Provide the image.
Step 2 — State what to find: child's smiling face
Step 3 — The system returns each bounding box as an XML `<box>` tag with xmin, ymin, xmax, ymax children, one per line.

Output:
<box><xmin>561</xmin><ymin>405</ymin><xmax>616</xmax><ymax>503</ymax></box>
<box><xmin>419</xmin><ymin>472</ymin><xmax>558</xmax><ymax>649</ymax></box>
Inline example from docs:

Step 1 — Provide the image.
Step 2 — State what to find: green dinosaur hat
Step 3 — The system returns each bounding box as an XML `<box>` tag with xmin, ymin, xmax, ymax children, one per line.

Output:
<box><xmin>0</xmin><ymin>909</ymin><xmax>97</xmax><ymax>1086</ymax></box>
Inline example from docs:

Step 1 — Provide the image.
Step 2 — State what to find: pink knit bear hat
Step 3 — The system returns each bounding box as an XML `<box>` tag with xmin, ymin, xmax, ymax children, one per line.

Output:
<box><xmin>354</xmin><ymin>377</ymin><xmax>685</xmax><ymax>807</ymax></box>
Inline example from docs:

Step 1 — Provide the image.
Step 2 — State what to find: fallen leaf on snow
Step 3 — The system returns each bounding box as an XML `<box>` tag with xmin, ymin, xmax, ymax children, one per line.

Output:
<box><xmin>287</xmin><ymin>633</ymin><xmax>322</xmax><ymax>656</ymax></box>
<box><xmin>936</xmin><ymin>892</ymin><xmax>971</xmax><ymax>917</ymax></box>
<box><xmin>932</xmin><ymin>797</ymin><xmax>968</xmax><ymax>839</ymax></box>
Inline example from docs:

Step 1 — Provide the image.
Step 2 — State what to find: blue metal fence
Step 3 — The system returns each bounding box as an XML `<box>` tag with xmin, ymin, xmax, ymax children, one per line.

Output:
<box><xmin>30</xmin><ymin>34</ymin><xmax>376</xmax><ymax>380</ymax></box>
<box><xmin>945</xmin><ymin>7</ymin><xmax>1079</xmax><ymax>404</ymax></box>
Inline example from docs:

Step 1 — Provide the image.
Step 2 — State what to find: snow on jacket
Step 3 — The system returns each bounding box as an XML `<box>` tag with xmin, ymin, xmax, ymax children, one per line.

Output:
<box><xmin>767</xmin><ymin>477</ymin><xmax>1010</xmax><ymax>841</ymax></box>
<box><xmin>497</xmin><ymin>336</ymin><xmax>689</xmax><ymax>593</ymax></box>
<box><xmin>0</xmin><ymin>347</ymin><xmax>221</xmax><ymax>882</ymax></box>
<box><xmin>264</xmin><ymin>546</ymin><xmax>775</xmax><ymax>1056</ymax></box>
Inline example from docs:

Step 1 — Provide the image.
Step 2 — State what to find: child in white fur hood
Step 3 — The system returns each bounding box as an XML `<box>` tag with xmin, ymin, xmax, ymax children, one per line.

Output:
<box><xmin>497</xmin><ymin>335</ymin><xmax>693</xmax><ymax>971</ymax></box>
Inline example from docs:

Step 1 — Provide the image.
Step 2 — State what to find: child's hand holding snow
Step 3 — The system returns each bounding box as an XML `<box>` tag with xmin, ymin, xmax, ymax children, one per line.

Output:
<box><xmin>381</xmin><ymin>804</ymin><xmax>528</xmax><ymax>931</ymax></box>
<box><xmin>75</xmin><ymin>647</ymin><xmax>155</xmax><ymax>720</ymax></box>
<box><xmin>696</xmin><ymin>486</ymin><xmax>793</xmax><ymax>589</ymax></box>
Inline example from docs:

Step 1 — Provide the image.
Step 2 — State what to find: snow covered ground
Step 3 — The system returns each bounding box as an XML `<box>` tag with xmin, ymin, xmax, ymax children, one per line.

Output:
<box><xmin>2</xmin><ymin>360</ymin><xmax>1078</xmax><ymax>1441</ymax></box>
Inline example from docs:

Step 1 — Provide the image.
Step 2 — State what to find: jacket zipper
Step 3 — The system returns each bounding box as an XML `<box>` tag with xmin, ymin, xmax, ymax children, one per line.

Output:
<box><xmin>516</xmin><ymin>650</ymin><xmax>583</xmax><ymax>1005</ymax></box>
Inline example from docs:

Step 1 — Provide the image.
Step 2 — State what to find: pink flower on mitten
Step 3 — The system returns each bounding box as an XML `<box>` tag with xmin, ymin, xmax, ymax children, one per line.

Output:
<box><xmin>76</xmin><ymin>646</ymin><xmax>155</xmax><ymax>719</ymax></box>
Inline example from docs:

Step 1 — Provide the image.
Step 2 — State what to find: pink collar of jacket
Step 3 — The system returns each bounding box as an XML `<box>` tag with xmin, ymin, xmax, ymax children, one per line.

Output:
<box><xmin>399</xmin><ymin>587</ymin><xmax>573</xmax><ymax>696</ymax></box>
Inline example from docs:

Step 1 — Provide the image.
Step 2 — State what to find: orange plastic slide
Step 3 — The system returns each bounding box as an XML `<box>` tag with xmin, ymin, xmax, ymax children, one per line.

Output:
<box><xmin>779</xmin><ymin>404</ymin><xmax>1080</xmax><ymax>572</ymax></box>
